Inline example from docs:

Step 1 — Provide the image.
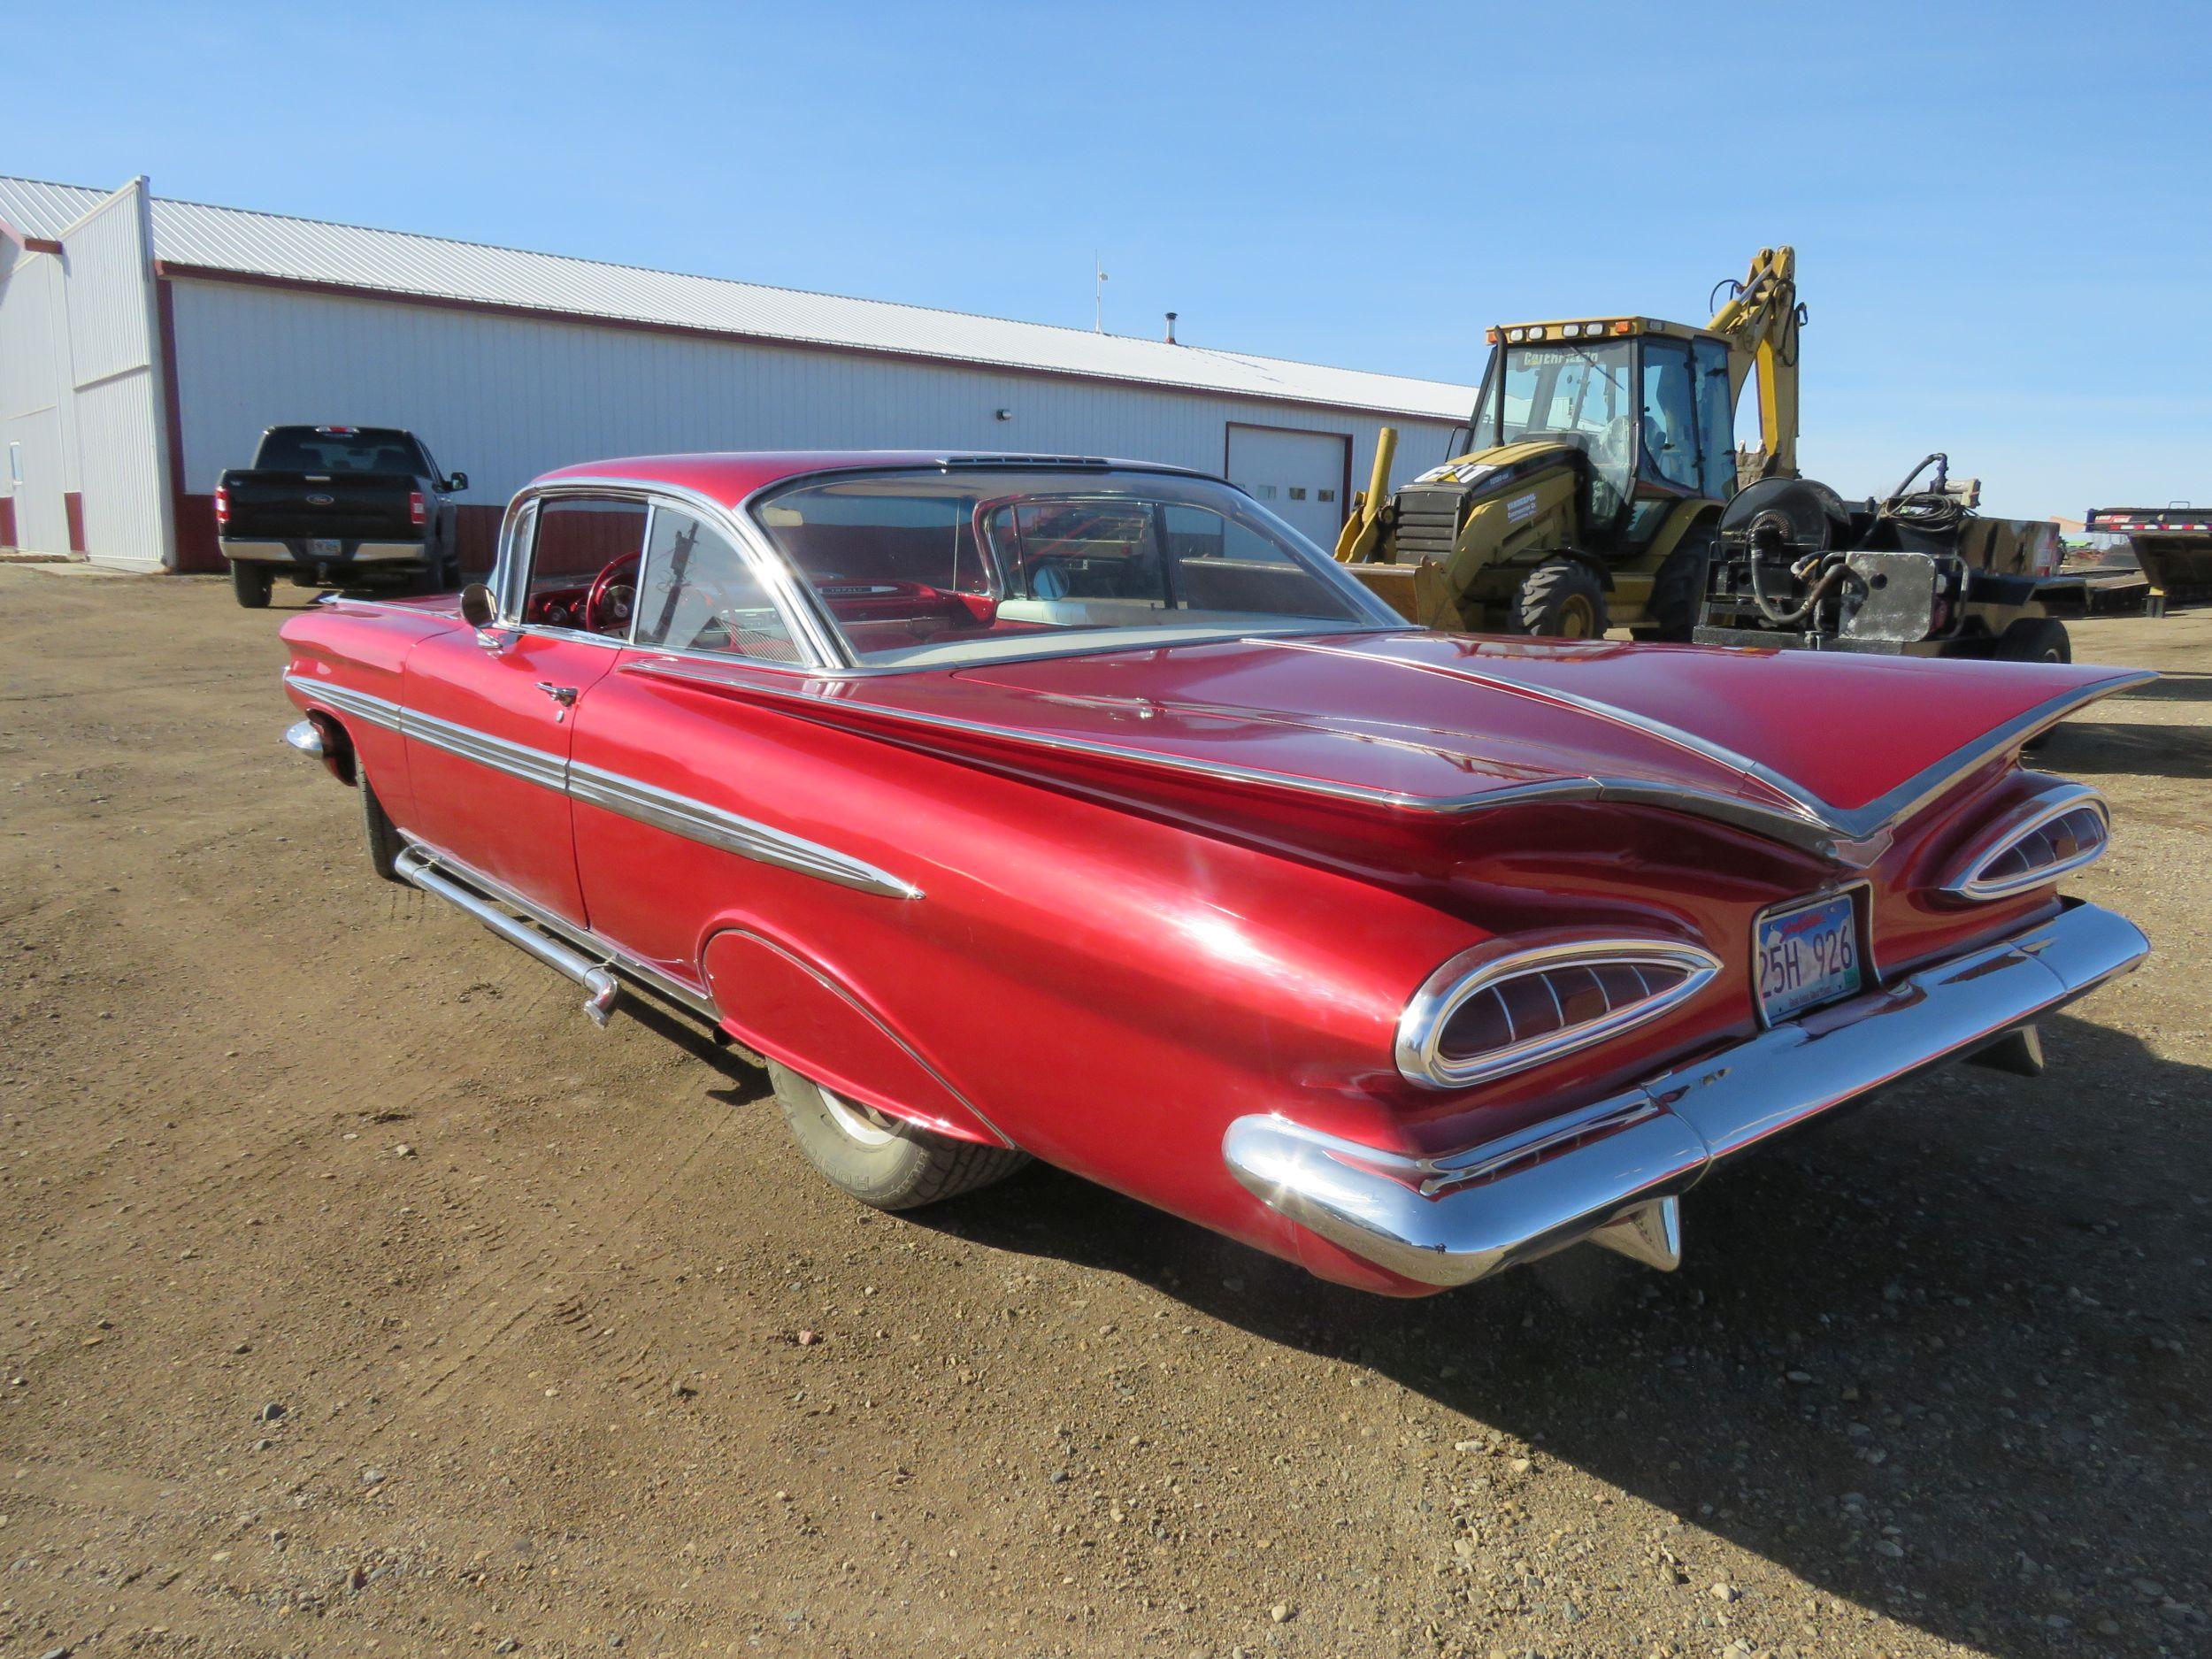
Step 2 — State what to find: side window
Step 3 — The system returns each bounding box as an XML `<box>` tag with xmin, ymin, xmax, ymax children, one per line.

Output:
<box><xmin>1162</xmin><ymin>503</ymin><xmax>1347</xmax><ymax>617</ymax></box>
<box><xmin>633</xmin><ymin>507</ymin><xmax>801</xmax><ymax>663</ymax></box>
<box><xmin>524</xmin><ymin>496</ymin><xmax>649</xmax><ymax>631</ymax></box>
<box><xmin>1639</xmin><ymin>342</ymin><xmax>1702</xmax><ymax>492</ymax></box>
<box><xmin>1692</xmin><ymin>337</ymin><xmax>1738</xmax><ymax>498</ymax></box>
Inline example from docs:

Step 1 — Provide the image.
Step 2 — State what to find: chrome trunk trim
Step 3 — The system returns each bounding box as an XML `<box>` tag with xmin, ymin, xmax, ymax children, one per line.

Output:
<box><xmin>1225</xmin><ymin>899</ymin><xmax>2148</xmax><ymax>1288</ymax></box>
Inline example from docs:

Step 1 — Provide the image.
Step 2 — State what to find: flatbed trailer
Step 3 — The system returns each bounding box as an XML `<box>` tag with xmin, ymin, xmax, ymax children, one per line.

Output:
<box><xmin>2085</xmin><ymin>505</ymin><xmax>2212</xmax><ymax>615</ymax></box>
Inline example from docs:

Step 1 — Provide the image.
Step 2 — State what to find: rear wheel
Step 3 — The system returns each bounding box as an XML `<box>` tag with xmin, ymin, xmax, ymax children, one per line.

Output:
<box><xmin>1993</xmin><ymin>617</ymin><xmax>2072</xmax><ymax>664</ymax></box>
<box><xmin>1516</xmin><ymin>558</ymin><xmax>1609</xmax><ymax>639</ymax></box>
<box><xmin>770</xmin><ymin>1061</ymin><xmax>1027</xmax><ymax>1211</ymax></box>
<box><xmin>231</xmin><ymin>561</ymin><xmax>274</xmax><ymax>609</ymax></box>
<box><xmin>1646</xmin><ymin>530</ymin><xmax>1716</xmax><ymax>642</ymax></box>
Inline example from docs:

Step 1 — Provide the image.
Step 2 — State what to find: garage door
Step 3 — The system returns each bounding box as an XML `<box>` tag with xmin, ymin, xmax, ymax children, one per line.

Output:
<box><xmin>1225</xmin><ymin>424</ymin><xmax>1350</xmax><ymax>549</ymax></box>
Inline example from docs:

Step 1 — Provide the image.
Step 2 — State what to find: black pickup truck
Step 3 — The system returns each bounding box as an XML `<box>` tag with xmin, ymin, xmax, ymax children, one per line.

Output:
<box><xmin>216</xmin><ymin>426</ymin><xmax>468</xmax><ymax>608</ymax></box>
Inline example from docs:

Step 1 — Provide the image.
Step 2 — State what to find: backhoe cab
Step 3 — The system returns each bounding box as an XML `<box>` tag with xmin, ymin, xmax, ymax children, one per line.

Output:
<box><xmin>1337</xmin><ymin>249</ymin><xmax>1803</xmax><ymax>641</ymax></box>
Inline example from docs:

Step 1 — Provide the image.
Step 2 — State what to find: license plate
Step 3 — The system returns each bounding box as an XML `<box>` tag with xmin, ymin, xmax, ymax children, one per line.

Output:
<box><xmin>309</xmin><ymin>538</ymin><xmax>342</xmax><ymax>559</ymax></box>
<box><xmin>1755</xmin><ymin>891</ymin><xmax>1863</xmax><ymax>1023</ymax></box>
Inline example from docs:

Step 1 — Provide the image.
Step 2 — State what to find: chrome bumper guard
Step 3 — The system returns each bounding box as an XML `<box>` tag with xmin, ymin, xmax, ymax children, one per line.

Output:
<box><xmin>1224</xmin><ymin>901</ymin><xmax>2147</xmax><ymax>1288</ymax></box>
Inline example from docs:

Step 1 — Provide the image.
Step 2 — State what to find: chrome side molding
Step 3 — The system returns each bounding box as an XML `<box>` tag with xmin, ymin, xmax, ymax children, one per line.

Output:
<box><xmin>394</xmin><ymin>848</ymin><xmax>619</xmax><ymax>1028</ymax></box>
<box><xmin>282</xmin><ymin>672</ymin><xmax>919</xmax><ymax>899</ymax></box>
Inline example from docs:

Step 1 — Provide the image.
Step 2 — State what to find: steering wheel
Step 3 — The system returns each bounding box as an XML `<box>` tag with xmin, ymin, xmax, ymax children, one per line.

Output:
<box><xmin>583</xmin><ymin>552</ymin><xmax>640</xmax><ymax>634</ymax></box>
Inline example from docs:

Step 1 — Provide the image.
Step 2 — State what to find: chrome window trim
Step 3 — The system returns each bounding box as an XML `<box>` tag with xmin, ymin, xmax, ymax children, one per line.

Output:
<box><xmin>626</xmin><ymin>496</ymin><xmax>806</xmax><ymax>664</ymax></box>
<box><xmin>1938</xmin><ymin>780</ymin><xmax>2111</xmax><ymax>902</ymax></box>
<box><xmin>500</xmin><ymin>477</ymin><xmax>849</xmax><ymax>669</ymax></box>
<box><xmin>1395</xmin><ymin>935</ymin><xmax>1724</xmax><ymax>1091</ymax></box>
<box><xmin>281</xmin><ymin>673</ymin><xmax>916</xmax><ymax>899</ymax></box>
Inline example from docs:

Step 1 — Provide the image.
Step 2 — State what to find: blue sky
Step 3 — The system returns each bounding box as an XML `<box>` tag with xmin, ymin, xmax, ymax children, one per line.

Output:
<box><xmin>12</xmin><ymin>0</ymin><xmax>2208</xmax><ymax>519</ymax></box>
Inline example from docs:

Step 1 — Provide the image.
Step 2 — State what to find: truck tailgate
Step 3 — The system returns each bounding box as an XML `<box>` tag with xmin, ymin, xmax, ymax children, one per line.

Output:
<box><xmin>221</xmin><ymin>471</ymin><xmax>419</xmax><ymax>541</ymax></box>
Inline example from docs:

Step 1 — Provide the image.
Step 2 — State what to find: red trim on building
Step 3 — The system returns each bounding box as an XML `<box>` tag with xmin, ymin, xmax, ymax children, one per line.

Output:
<box><xmin>174</xmin><ymin>495</ymin><xmax>224</xmax><ymax>571</ymax></box>
<box><xmin>0</xmin><ymin>496</ymin><xmax>16</xmax><ymax>549</ymax></box>
<box><xmin>150</xmin><ymin>262</ymin><xmax>1462</xmax><ymax>429</ymax></box>
<box><xmin>155</xmin><ymin>278</ymin><xmax>223</xmax><ymax>572</ymax></box>
<box><xmin>64</xmin><ymin>492</ymin><xmax>87</xmax><ymax>555</ymax></box>
<box><xmin>0</xmin><ymin>217</ymin><xmax>64</xmax><ymax>256</ymax></box>
<box><xmin>454</xmin><ymin>503</ymin><xmax>504</xmax><ymax>575</ymax></box>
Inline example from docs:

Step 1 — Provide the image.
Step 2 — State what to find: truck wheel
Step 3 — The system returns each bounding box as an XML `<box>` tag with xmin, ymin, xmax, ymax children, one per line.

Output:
<box><xmin>1647</xmin><ymin>531</ymin><xmax>1716</xmax><ymax>642</ymax></box>
<box><xmin>770</xmin><ymin>1061</ymin><xmax>1028</xmax><ymax>1211</ymax></box>
<box><xmin>362</xmin><ymin>777</ymin><xmax>406</xmax><ymax>883</ymax></box>
<box><xmin>1994</xmin><ymin>618</ymin><xmax>2072</xmax><ymax>664</ymax></box>
<box><xmin>231</xmin><ymin>561</ymin><xmax>274</xmax><ymax>609</ymax></box>
<box><xmin>1516</xmin><ymin>559</ymin><xmax>1609</xmax><ymax>640</ymax></box>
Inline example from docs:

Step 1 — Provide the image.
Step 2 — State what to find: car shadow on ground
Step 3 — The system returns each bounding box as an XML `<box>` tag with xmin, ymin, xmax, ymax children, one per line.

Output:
<box><xmin>2037</xmin><ymin>719</ymin><xmax>2212</xmax><ymax>780</ymax></box>
<box><xmin>909</xmin><ymin>1013</ymin><xmax>2209</xmax><ymax>1658</ymax></box>
<box><xmin>2101</xmin><ymin>670</ymin><xmax>2212</xmax><ymax>704</ymax></box>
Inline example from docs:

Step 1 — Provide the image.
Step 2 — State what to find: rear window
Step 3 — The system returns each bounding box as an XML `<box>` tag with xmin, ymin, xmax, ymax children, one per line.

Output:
<box><xmin>749</xmin><ymin>466</ymin><xmax>1394</xmax><ymax>667</ymax></box>
<box><xmin>255</xmin><ymin>427</ymin><xmax>426</xmax><ymax>475</ymax></box>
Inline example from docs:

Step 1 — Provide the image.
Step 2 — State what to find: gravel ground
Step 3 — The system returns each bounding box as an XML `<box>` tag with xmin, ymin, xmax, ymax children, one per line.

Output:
<box><xmin>1</xmin><ymin>567</ymin><xmax>2206</xmax><ymax>1659</ymax></box>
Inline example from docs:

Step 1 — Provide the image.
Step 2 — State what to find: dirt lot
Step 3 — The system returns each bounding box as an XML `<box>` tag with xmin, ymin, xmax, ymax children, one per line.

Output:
<box><xmin>2</xmin><ymin>567</ymin><xmax>2206</xmax><ymax>1659</ymax></box>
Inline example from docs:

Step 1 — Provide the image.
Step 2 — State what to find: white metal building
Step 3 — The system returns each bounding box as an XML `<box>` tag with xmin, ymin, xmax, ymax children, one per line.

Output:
<box><xmin>0</xmin><ymin>174</ymin><xmax>1478</xmax><ymax>572</ymax></box>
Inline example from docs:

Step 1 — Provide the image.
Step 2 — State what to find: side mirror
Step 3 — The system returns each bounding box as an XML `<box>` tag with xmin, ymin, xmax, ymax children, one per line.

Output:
<box><xmin>459</xmin><ymin>581</ymin><xmax>498</xmax><ymax>629</ymax></box>
<box><xmin>447</xmin><ymin>471</ymin><xmax>469</xmax><ymax>492</ymax></box>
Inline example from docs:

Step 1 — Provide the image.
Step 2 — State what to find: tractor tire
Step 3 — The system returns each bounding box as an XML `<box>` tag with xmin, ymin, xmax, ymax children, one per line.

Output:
<box><xmin>231</xmin><ymin>560</ymin><xmax>274</xmax><ymax>609</ymax></box>
<box><xmin>1516</xmin><ymin>558</ymin><xmax>1609</xmax><ymax>640</ymax></box>
<box><xmin>770</xmin><ymin>1061</ymin><xmax>1028</xmax><ymax>1212</ymax></box>
<box><xmin>1993</xmin><ymin>618</ymin><xmax>2072</xmax><ymax>664</ymax></box>
<box><xmin>1646</xmin><ymin>530</ymin><xmax>1716</xmax><ymax>643</ymax></box>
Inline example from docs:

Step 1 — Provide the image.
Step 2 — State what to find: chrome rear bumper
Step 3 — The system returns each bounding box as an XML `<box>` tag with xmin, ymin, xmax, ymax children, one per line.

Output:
<box><xmin>1224</xmin><ymin>900</ymin><xmax>2147</xmax><ymax>1288</ymax></box>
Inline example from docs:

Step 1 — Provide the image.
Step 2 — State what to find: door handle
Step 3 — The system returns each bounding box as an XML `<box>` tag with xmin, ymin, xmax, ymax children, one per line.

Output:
<box><xmin>536</xmin><ymin>682</ymin><xmax>579</xmax><ymax>706</ymax></box>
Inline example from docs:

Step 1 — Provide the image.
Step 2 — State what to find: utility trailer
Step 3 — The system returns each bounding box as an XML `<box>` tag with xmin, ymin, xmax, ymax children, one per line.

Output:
<box><xmin>1695</xmin><ymin>454</ymin><xmax>2083</xmax><ymax>662</ymax></box>
<box><xmin>2085</xmin><ymin>505</ymin><xmax>2212</xmax><ymax>616</ymax></box>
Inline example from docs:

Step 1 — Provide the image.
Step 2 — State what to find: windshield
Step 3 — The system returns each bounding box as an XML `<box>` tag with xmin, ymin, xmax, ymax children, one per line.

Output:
<box><xmin>749</xmin><ymin>468</ymin><xmax>1397</xmax><ymax>667</ymax></box>
<box><xmin>1471</xmin><ymin>340</ymin><xmax>1636</xmax><ymax>524</ymax></box>
<box><xmin>255</xmin><ymin>426</ymin><xmax>427</xmax><ymax>475</ymax></box>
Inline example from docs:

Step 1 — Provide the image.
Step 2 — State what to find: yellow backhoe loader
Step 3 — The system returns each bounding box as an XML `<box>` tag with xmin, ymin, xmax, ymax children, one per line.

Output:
<box><xmin>1337</xmin><ymin>248</ymin><xmax>2080</xmax><ymax>661</ymax></box>
<box><xmin>1335</xmin><ymin>247</ymin><xmax>1804</xmax><ymax>640</ymax></box>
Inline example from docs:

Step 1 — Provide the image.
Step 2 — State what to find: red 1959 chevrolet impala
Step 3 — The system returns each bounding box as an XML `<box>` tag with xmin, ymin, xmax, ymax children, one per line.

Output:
<box><xmin>279</xmin><ymin>451</ymin><xmax>2149</xmax><ymax>1295</ymax></box>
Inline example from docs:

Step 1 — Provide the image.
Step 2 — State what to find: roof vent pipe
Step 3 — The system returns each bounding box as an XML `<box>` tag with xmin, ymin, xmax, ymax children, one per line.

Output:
<box><xmin>1164</xmin><ymin>311</ymin><xmax>1179</xmax><ymax>344</ymax></box>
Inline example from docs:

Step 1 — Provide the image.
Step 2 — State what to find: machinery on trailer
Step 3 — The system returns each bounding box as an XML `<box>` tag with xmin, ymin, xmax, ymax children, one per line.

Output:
<box><xmin>1334</xmin><ymin>246</ymin><xmax>1806</xmax><ymax>640</ymax></box>
<box><xmin>2085</xmin><ymin>503</ymin><xmax>2212</xmax><ymax>615</ymax></box>
<box><xmin>1696</xmin><ymin>454</ymin><xmax>2084</xmax><ymax>661</ymax></box>
<box><xmin>1337</xmin><ymin>247</ymin><xmax>2079</xmax><ymax>658</ymax></box>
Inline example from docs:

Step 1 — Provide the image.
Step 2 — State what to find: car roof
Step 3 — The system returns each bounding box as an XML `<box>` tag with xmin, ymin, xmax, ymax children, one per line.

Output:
<box><xmin>530</xmin><ymin>450</ymin><xmax>1218</xmax><ymax>508</ymax></box>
